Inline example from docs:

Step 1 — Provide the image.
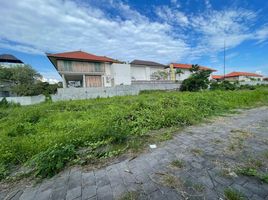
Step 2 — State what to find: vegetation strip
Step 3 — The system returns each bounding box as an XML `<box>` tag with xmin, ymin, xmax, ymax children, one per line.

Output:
<box><xmin>0</xmin><ymin>89</ymin><xmax>268</xmax><ymax>180</ymax></box>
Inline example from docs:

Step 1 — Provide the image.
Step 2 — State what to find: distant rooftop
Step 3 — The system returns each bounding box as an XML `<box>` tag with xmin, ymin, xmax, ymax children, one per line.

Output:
<box><xmin>171</xmin><ymin>63</ymin><xmax>217</xmax><ymax>72</ymax></box>
<box><xmin>225</xmin><ymin>72</ymin><xmax>263</xmax><ymax>78</ymax></box>
<box><xmin>130</xmin><ymin>59</ymin><xmax>166</xmax><ymax>67</ymax></box>
<box><xmin>0</xmin><ymin>54</ymin><xmax>23</xmax><ymax>64</ymax></box>
<box><xmin>211</xmin><ymin>75</ymin><xmax>223</xmax><ymax>79</ymax></box>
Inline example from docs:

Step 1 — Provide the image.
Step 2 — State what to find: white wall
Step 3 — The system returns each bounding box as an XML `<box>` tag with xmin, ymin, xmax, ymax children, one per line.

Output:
<box><xmin>131</xmin><ymin>66</ymin><xmax>147</xmax><ymax>80</ymax></box>
<box><xmin>0</xmin><ymin>95</ymin><xmax>46</xmax><ymax>105</ymax></box>
<box><xmin>111</xmin><ymin>63</ymin><xmax>131</xmax><ymax>85</ymax></box>
<box><xmin>239</xmin><ymin>76</ymin><xmax>263</xmax><ymax>82</ymax></box>
<box><xmin>175</xmin><ymin>69</ymin><xmax>192</xmax><ymax>81</ymax></box>
<box><xmin>131</xmin><ymin>65</ymin><xmax>166</xmax><ymax>81</ymax></box>
<box><xmin>103</xmin><ymin>63</ymin><xmax>112</xmax><ymax>87</ymax></box>
<box><xmin>53</xmin><ymin>83</ymin><xmax>181</xmax><ymax>101</ymax></box>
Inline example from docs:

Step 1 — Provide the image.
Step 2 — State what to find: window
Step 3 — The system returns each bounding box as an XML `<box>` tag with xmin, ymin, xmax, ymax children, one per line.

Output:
<box><xmin>94</xmin><ymin>63</ymin><xmax>101</xmax><ymax>72</ymax></box>
<box><xmin>63</xmin><ymin>61</ymin><xmax>73</xmax><ymax>71</ymax></box>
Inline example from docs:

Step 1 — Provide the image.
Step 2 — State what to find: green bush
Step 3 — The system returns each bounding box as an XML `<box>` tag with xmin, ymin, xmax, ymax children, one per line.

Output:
<box><xmin>180</xmin><ymin>64</ymin><xmax>212</xmax><ymax>92</ymax></box>
<box><xmin>0</xmin><ymin>97</ymin><xmax>20</xmax><ymax>108</ymax></box>
<box><xmin>0</xmin><ymin>164</ymin><xmax>9</xmax><ymax>180</ymax></box>
<box><xmin>210</xmin><ymin>80</ymin><xmax>238</xmax><ymax>91</ymax></box>
<box><xmin>29</xmin><ymin>144</ymin><xmax>76</xmax><ymax>178</ymax></box>
<box><xmin>210</xmin><ymin>80</ymin><xmax>258</xmax><ymax>91</ymax></box>
<box><xmin>0</xmin><ymin>97</ymin><xmax>9</xmax><ymax>108</ymax></box>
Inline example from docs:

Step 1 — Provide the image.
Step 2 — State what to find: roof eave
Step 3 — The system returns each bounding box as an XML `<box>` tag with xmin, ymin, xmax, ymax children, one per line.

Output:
<box><xmin>46</xmin><ymin>55</ymin><xmax>113</xmax><ymax>63</ymax></box>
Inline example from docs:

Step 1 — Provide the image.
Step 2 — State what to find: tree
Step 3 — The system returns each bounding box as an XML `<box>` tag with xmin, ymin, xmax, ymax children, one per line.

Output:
<box><xmin>0</xmin><ymin>66</ymin><xmax>12</xmax><ymax>81</ymax></box>
<box><xmin>180</xmin><ymin>64</ymin><xmax>212</xmax><ymax>92</ymax></box>
<box><xmin>0</xmin><ymin>65</ymin><xmax>59</xmax><ymax>96</ymax></box>
<box><xmin>151</xmin><ymin>70</ymin><xmax>168</xmax><ymax>80</ymax></box>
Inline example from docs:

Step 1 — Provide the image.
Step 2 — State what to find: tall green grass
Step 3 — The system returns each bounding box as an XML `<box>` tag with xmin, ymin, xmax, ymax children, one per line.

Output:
<box><xmin>0</xmin><ymin>89</ymin><xmax>268</xmax><ymax>178</ymax></box>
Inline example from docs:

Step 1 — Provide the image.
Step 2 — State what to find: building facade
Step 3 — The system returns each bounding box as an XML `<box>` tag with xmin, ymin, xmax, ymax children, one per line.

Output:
<box><xmin>47</xmin><ymin>51</ymin><xmax>131</xmax><ymax>88</ymax></box>
<box><xmin>169</xmin><ymin>63</ymin><xmax>216</xmax><ymax>81</ymax></box>
<box><xmin>130</xmin><ymin>60</ymin><xmax>167</xmax><ymax>81</ymax></box>
<box><xmin>211</xmin><ymin>72</ymin><xmax>264</xmax><ymax>82</ymax></box>
<box><xmin>224</xmin><ymin>72</ymin><xmax>263</xmax><ymax>82</ymax></box>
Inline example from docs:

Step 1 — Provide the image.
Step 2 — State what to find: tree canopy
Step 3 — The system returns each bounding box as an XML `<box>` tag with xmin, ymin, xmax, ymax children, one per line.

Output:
<box><xmin>180</xmin><ymin>64</ymin><xmax>212</xmax><ymax>92</ymax></box>
<box><xmin>0</xmin><ymin>65</ymin><xmax>59</xmax><ymax>96</ymax></box>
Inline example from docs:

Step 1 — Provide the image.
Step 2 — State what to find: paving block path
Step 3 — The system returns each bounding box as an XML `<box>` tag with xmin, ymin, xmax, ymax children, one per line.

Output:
<box><xmin>1</xmin><ymin>107</ymin><xmax>268</xmax><ymax>200</ymax></box>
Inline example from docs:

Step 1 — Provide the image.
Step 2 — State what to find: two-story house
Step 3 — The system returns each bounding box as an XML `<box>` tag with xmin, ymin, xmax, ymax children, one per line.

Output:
<box><xmin>47</xmin><ymin>51</ymin><xmax>131</xmax><ymax>88</ymax></box>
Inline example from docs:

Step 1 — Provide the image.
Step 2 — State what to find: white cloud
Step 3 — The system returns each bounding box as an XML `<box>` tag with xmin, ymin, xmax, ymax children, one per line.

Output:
<box><xmin>0</xmin><ymin>0</ymin><xmax>267</xmax><ymax>77</ymax></box>
<box><xmin>190</xmin><ymin>9</ymin><xmax>257</xmax><ymax>50</ymax></box>
<box><xmin>155</xmin><ymin>6</ymin><xmax>189</xmax><ymax>26</ymax></box>
<box><xmin>204</xmin><ymin>0</ymin><xmax>212</xmax><ymax>9</ymax></box>
<box><xmin>255</xmin><ymin>25</ymin><xmax>268</xmax><ymax>43</ymax></box>
<box><xmin>0</xmin><ymin>0</ymin><xmax>189</xmax><ymax>65</ymax></box>
<box><xmin>41</xmin><ymin>77</ymin><xmax>59</xmax><ymax>84</ymax></box>
<box><xmin>255</xmin><ymin>70</ymin><xmax>262</xmax><ymax>75</ymax></box>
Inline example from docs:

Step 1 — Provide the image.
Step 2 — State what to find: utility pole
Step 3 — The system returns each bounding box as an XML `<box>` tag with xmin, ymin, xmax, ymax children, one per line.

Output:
<box><xmin>223</xmin><ymin>39</ymin><xmax>226</xmax><ymax>80</ymax></box>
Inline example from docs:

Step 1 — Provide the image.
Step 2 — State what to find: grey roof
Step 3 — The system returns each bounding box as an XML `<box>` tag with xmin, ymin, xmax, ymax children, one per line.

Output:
<box><xmin>130</xmin><ymin>59</ymin><xmax>166</xmax><ymax>67</ymax></box>
<box><xmin>0</xmin><ymin>54</ymin><xmax>23</xmax><ymax>63</ymax></box>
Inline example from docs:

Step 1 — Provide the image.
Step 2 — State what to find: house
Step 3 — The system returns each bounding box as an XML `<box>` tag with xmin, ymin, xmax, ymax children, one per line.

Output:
<box><xmin>211</xmin><ymin>75</ymin><xmax>223</xmax><ymax>81</ymax></box>
<box><xmin>47</xmin><ymin>51</ymin><xmax>131</xmax><ymax>88</ymax></box>
<box><xmin>0</xmin><ymin>54</ymin><xmax>25</xmax><ymax>97</ymax></box>
<box><xmin>211</xmin><ymin>72</ymin><xmax>264</xmax><ymax>82</ymax></box>
<box><xmin>224</xmin><ymin>72</ymin><xmax>263</xmax><ymax>82</ymax></box>
<box><xmin>169</xmin><ymin>63</ymin><xmax>216</xmax><ymax>81</ymax></box>
<box><xmin>130</xmin><ymin>60</ymin><xmax>167</xmax><ymax>81</ymax></box>
<box><xmin>0</xmin><ymin>54</ymin><xmax>24</xmax><ymax>67</ymax></box>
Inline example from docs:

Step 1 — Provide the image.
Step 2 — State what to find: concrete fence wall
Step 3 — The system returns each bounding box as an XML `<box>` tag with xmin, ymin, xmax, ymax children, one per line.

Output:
<box><xmin>239</xmin><ymin>81</ymin><xmax>268</xmax><ymax>85</ymax></box>
<box><xmin>0</xmin><ymin>95</ymin><xmax>46</xmax><ymax>105</ymax></box>
<box><xmin>3</xmin><ymin>81</ymin><xmax>266</xmax><ymax>105</ymax></box>
<box><xmin>51</xmin><ymin>83</ymin><xmax>181</xmax><ymax>102</ymax></box>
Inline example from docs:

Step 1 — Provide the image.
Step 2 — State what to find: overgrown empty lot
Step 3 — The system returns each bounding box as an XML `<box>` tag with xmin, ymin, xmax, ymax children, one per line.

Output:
<box><xmin>0</xmin><ymin>89</ymin><xmax>268</xmax><ymax>180</ymax></box>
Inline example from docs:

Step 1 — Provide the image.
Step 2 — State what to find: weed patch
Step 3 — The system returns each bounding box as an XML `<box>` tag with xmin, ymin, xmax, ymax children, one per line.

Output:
<box><xmin>170</xmin><ymin>160</ymin><xmax>185</xmax><ymax>168</ymax></box>
<box><xmin>29</xmin><ymin>144</ymin><xmax>76</xmax><ymax>178</ymax></box>
<box><xmin>0</xmin><ymin>89</ymin><xmax>268</xmax><ymax>180</ymax></box>
<box><xmin>224</xmin><ymin>188</ymin><xmax>245</xmax><ymax>200</ymax></box>
<box><xmin>119</xmin><ymin>191</ymin><xmax>140</xmax><ymax>200</ymax></box>
<box><xmin>236</xmin><ymin>167</ymin><xmax>268</xmax><ymax>183</ymax></box>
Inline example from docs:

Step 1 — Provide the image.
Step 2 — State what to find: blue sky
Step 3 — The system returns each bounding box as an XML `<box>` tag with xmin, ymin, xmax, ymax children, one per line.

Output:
<box><xmin>1</xmin><ymin>0</ymin><xmax>268</xmax><ymax>82</ymax></box>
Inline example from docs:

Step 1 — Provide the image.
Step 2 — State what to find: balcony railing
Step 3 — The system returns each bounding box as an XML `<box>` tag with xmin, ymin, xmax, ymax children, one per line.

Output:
<box><xmin>57</xmin><ymin>60</ymin><xmax>105</xmax><ymax>73</ymax></box>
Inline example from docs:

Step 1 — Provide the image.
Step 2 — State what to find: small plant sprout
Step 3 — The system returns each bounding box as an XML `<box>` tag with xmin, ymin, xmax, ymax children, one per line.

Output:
<box><xmin>170</xmin><ymin>160</ymin><xmax>185</xmax><ymax>168</ymax></box>
<box><xmin>224</xmin><ymin>188</ymin><xmax>245</xmax><ymax>200</ymax></box>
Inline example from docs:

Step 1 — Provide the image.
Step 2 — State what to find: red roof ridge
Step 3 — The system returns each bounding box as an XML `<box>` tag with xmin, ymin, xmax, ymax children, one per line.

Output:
<box><xmin>171</xmin><ymin>63</ymin><xmax>217</xmax><ymax>72</ymax></box>
<box><xmin>46</xmin><ymin>50</ymin><xmax>115</xmax><ymax>62</ymax></box>
<box><xmin>225</xmin><ymin>71</ymin><xmax>263</xmax><ymax>77</ymax></box>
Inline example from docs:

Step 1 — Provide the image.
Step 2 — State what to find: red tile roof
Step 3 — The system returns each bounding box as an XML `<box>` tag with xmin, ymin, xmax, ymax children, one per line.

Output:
<box><xmin>212</xmin><ymin>75</ymin><xmax>223</xmax><ymax>79</ymax></box>
<box><xmin>171</xmin><ymin>63</ymin><xmax>217</xmax><ymax>72</ymax></box>
<box><xmin>225</xmin><ymin>72</ymin><xmax>263</xmax><ymax>78</ymax></box>
<box><xmin>46</xmin><ymin>51</ymin><xmax>116</xmax><ymax>62</ymax></box>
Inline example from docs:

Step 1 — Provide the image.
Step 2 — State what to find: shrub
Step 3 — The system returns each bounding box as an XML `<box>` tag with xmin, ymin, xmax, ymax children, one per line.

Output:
<box><xmin>0</xmin><ymin>164</ymin><xmax>9</xmax><ymax>181</ymax></box>
<box><xmin>210</xmin><ymin>80</ymin><xmax>238</xmax><ymax>91</ymax></box>
<box><xmin>0</xmin><ymin>97</ymin><xmax>9</xmax><ymax>108</ymax></box>
<box><xmin>29</xmin><ymin>144</ymin><xmax>76</xmax><ymax>178</ymax></box>
<box><xmin>239</xmin><ymin>84</ymin><xmax>255</xmax><ymax>90</ymax></box>
<box><xmin>180</xmin><ymin>65</ymin><xmax>212</xmax><ymax>92</ymax></box>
